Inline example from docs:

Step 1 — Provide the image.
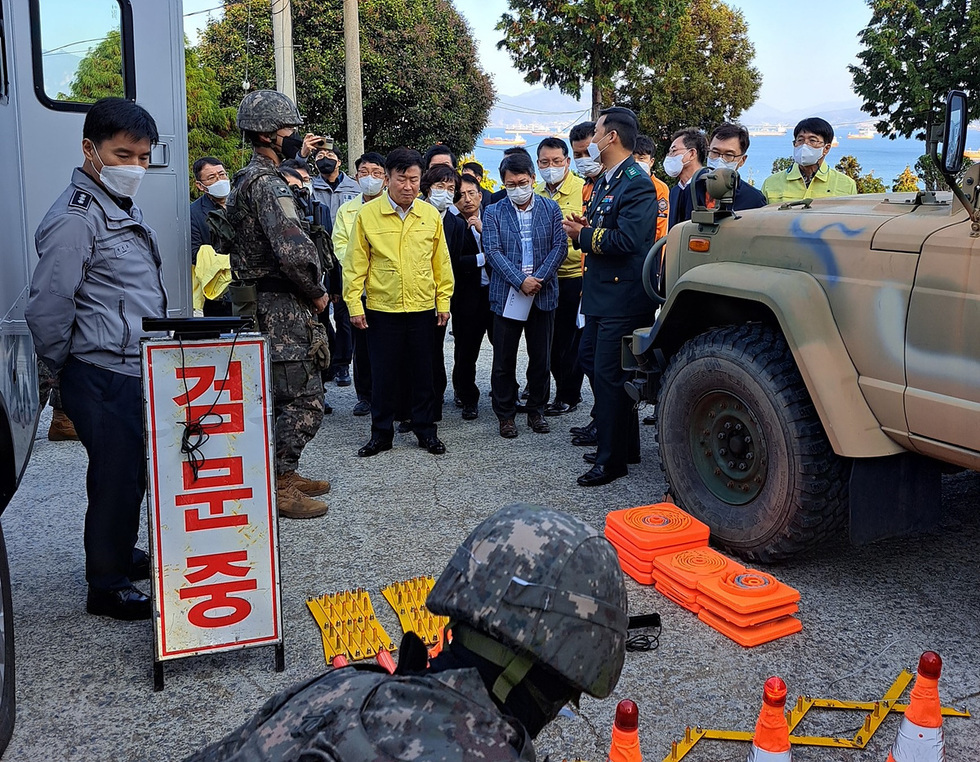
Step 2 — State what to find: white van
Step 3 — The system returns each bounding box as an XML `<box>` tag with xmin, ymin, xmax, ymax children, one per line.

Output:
<box><xmin>0</xmin><ymin>0</ymin><xmax>190</xmax><ymax>751</ymax></box>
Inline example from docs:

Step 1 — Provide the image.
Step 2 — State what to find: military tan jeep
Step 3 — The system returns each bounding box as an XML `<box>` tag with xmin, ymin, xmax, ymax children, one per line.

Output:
<box><xmin>625</xmin><ymin>92</ymin><xmax>979</xmax><ymax>561</ymax></box>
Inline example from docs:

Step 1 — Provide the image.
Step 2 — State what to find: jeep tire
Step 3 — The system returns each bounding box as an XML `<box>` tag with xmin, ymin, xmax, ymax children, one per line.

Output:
<box><xmin>656</xmin><ymin>324</ymin><xmax>849</xmax><ymax>561</ymax></box>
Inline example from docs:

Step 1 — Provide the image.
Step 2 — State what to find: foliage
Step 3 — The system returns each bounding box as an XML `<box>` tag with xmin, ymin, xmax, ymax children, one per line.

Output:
<box><xmin>496</xmin><ymin>0</ymin><xmax>689</xmax><ymax>119</ymax></box>
<box><xmin>458</xmin><ymin>154</ymin><xmax>497</xmax><ymax>191</ymax></box>
<box><xmin>849</xmin><ymin>0</ymin><xmax>980</xmax><ymax>141</ymax></box>
<box><xmin>892</xmin><ymin>166</ymin><xmax>920</xmax><ymax>192</ymax></box>
<box><xmin>771</xmin><ymin>157</ymin><xmax>794</xmax><ymax>174</ymax></box>
<box><xmin>617</xmin><ymin>0</ymin><xmax>761</xmax><ymax>160</ymax></box>
<box><xmin>198</xmin><ymin>0</ymin><xmax>494</xmax><ymax>157</ymax></box>
<box><xmin>835</xmin><ymin>155</ymin><xmax>888</xmax><ymax>193</ymax></box>
<box><xmin>63</xmin><ymin>30</ymin><xmax>125</xmax><ymax>101</ymax></box>
<box><xmin>915</xmin><ymin>153</ymin><xmax>975</xmax><ymax>191</ymax></box>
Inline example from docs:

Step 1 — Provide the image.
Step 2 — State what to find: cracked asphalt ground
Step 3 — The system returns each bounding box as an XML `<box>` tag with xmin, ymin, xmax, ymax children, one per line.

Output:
<box><xmin>3</xmin><ymin>335</ymin><xmax>978</xmax><ymax>761</ymax></box>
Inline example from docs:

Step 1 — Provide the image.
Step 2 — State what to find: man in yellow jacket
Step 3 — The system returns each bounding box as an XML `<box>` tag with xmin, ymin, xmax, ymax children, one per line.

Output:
<box><xmin>344</xmin><ymin>147</ymin><xmax>454</xmax><ymax>456</ymax></box>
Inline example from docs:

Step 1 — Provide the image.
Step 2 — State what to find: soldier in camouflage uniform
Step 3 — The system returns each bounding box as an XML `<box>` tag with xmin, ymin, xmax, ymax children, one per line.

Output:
<box><xmin>38</xmin><ymin>359</ymin><xmax>78</xmax><ymax>440</ymax></box>
<box><xmin>228</xmin><ymin>90</ymin><xmax>332</xmax><ymax>519</ymax></box>
<box><xmin>185</xmin><ymin>504</ymin><xmax>630</xmax><ymax>761</ymax></box>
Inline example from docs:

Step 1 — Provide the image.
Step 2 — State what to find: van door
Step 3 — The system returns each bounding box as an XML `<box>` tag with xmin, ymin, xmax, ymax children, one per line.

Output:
<box><xmin>13</xmin><ymin>0</ymin><xmax>190</xmax><ymax>315</ymax></box>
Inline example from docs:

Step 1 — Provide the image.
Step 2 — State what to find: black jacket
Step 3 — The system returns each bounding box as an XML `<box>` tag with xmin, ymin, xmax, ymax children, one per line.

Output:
<box><xmin>189</xmin><ymin>193</ymin><xmax>220</xmax><ymax>265</ymax></box>
<box><xmin>444</xmin><ymin>210</ymin><xmax>482</xmax><ymax>315</ymax></box>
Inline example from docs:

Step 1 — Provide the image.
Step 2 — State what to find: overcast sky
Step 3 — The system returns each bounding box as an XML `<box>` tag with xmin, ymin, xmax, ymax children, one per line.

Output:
<box><xmin>182</xmin><ymin>0</ymin><xmax>873</xmax><ymax>109</ymax></box>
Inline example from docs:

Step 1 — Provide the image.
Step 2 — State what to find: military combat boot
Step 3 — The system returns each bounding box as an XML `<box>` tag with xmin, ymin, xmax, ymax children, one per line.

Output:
<box><xmin>48</xmin><ymin>410</ymin><xmax>79</xmax><ymax>441</ymax></box>
<box><xmin>279</xmin><ymin>470</ymin><xmax>331</xmax><ymax>497</ymax></box>
<box><xmin>276</xmin><ymin>483</ymin><xmax>328</xmax><ymax>519</ymax></box>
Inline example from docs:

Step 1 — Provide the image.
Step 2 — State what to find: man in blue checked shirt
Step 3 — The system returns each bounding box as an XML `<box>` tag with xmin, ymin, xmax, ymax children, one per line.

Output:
<box><xmin>484</xmin><ymin>152</ymin><xmax>566</xmax><ymax>439</ymax></box>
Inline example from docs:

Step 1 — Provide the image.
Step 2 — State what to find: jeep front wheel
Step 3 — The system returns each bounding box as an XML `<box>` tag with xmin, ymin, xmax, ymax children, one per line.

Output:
<box><xmin>656</xmin><ymin>324</ymin><xmax>849</xmax><ymax>562</ymax></box>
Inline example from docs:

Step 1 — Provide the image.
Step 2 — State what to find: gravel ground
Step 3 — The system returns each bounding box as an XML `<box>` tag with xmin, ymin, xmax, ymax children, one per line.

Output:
<box><xmin>2</xmin><ymin>334</ymin><xmax>977</xmax><ymax>761</ymax></box>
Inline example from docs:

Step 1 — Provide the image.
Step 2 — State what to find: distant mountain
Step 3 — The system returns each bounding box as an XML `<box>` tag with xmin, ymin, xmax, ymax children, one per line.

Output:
<box><xmin>739</xmin><ymin>99</ymin><xmax>872</xmax><ymax>131</ymax></box>
<box><xmin>489</xmin><ymin>87</ymin><xmax>591</xmax><ymax>129</ymax></box>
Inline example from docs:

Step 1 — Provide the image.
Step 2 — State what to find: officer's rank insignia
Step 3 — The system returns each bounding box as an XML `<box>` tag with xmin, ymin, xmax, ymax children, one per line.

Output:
<box><xmin>624</xmin><ymin>165</ymin><xmax>640</xmax><ymax>179</ymax></box>
<box><xmin>69</xmin><ymin>190</ymin><xmax>92</xmax><ymax>210</ymax></box>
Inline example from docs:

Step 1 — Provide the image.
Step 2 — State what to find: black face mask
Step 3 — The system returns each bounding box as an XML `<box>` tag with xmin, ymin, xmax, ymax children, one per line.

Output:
<box><xmin>281</xmin><ymin>131</ymin><xmax>303</xmax><ymax>161</ymax></box>
<box><xmin>316</xmin><ymin>157</ymin><xmax>338</xmax><ymax>177</ymax></box>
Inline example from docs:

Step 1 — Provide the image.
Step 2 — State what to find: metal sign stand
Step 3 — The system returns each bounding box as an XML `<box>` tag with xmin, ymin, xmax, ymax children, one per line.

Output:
<box><xmin>142</xmin><ymin>334</ymin><xmax>284</xmax><ymax>690</ymax></box>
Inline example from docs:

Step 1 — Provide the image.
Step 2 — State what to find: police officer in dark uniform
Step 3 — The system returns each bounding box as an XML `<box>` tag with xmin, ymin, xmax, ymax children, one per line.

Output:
<box><xmin>226</xmin><ymin>90</ymin><xmax>332</xmax><ymax>519</ymax></box>
<box><xmin>563</xmin><ymin>107</ymin><xmax>659</xmax><ymax>486</ymax></box>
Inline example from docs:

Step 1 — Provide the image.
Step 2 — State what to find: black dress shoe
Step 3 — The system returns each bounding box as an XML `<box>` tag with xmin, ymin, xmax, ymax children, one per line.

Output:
<box><xmin>527</xmin><ymin>414</ymin><xmax>550</xmax><ymax>434</ymax></box>
<box><xmin>87</xmin><ymin>585</ymin><xmax>151</xmax><ymax>621</ymax></box>
<box><xmin>461</xmin><ymin>404</ymin><xmax>478</xmax><ymax>420</ymax></box>
<box><xmin>584</xmin><ymin>451</ymin><xmax>639</xmax><ymax>465</ymax></box>
<box><xmin>418</xmin><ymin>436</ymin><xmax>446</xmax><ymax>455</ymax></box>
<box><xmin>353</xmin><ymin>399</ymin><xmax>371</xmax><ymax>416</ymax></box>
<box><xmin>571</xmin><ymin>432</ymin><xmax>598</xmax><ymax>446</ymax></box>
<box><xmin>544</xmin><ymin>401</ymin><xmax>577</xmax><ymax>416</ymax></box>
<box><xmin>454</xmin><ymin>395</ymin><xmax>464</xmax><ymax>408</ymax></box>
<box><xmin>358</xmin><ymin>438</ymin><xmax>392</xmax><ymax>457</ymax></box>
<box><xmin>130</xmin><ymin>549</ymin><xmax>150</xmax><ymax>581</ymax></box>
<box><xmin>570</xmin><ymin>421</ymin><xmax>597</xmax><ymax>437</ymax></box>
<box><xmin>577</xmin><ymin>464</ymin><xmax>628</xmax><ymax>487</ymax></box>
<box><xmin>396</xmin><ymin>420</ymin><xmax>413</xmax><ymax>433</ymax></box>
<box><xmin>335</xmin><ymin>368</ymin><xmax>352</xmax><ymax>386</ymax></box>
<box><xmin>323</xmin><ymin>400</ymin><xmax>333</xmax><ymax>415</ymax></box>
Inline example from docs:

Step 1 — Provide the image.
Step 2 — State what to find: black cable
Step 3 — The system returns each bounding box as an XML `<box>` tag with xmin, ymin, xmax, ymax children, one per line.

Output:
<box><xmin>177</xmin><ymin>327</ymin><xmax>244</xmax><ymax>481</ymax></box>
<box><xmin>626</xmin><ymin>613</ymin><xmax>662</xmax><ymax>652</ymax></box>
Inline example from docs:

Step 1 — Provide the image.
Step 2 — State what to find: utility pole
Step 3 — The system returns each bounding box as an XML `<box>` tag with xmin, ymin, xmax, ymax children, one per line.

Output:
<box><xmin>271</xmin><ymin>0</ymin><xmax>297</xmax><ymax>104</ymax></box>
<box><xmin>344</xmin><ymin>0</ymin><xmax>364</xmax><ymax>172</ymax></box>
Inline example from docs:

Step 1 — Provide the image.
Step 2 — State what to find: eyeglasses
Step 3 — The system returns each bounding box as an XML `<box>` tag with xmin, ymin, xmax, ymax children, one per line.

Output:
<box><xmin>503</xmin><ymin>181</ymin><xmax>532</xmax><ymax>191</ymax></box>
<box><xmin>200</xmin><ymin>170</ymin><xmax>228</xmax><ymax>184</ymax></box>
<box><xmin>792</xmin><ymin>137</ymin><xmax>826</xmax><ymax>148</ymax></box>
<box><xmin>537</xmin><ymin>158</ymin><xmax>567</xmax><ymax>168</ymax></box>
<box><xmin>707</xmin><ymin>149</ymin><xmax>744</xmax><ymax>162</ymax></box>
<box><xmin>356</xmin><ymin>169</ymin><xmax>385</xmax><ymax>179</ymax></box>
<box><xmin>666</xmin><ymin>147</ymin><xmax>691</xmax><ymax>157</ymax></box>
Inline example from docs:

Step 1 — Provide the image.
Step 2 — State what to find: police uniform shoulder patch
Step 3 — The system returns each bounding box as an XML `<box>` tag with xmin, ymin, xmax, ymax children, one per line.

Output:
<box><xmin>69</xmin><ymin>189</ymin><xmax>93</xmax><ymax>210</ymax></box>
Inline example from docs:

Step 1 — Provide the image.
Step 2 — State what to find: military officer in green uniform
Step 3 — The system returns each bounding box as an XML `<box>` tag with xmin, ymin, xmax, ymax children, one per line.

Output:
<box><xmin>563</xmin><ymin>106</ymin><xmax>659</xmax><ymax>486</ymax></box>
<box><xmin>226</xmin><ymin>90</ymin><xmax>332</xmax><ymax>518</ymax></box>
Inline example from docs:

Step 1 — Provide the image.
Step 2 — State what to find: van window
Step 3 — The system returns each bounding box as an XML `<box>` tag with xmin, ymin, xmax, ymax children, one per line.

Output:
<box><xmin>30</xmin><ymin>0</ymin><xmax>135</xmax><ymax>110</ymax></box>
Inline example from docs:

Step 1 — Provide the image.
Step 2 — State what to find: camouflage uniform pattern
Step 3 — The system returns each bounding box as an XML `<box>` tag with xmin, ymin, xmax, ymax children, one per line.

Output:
<box><xmin>37</xmin><ymin>359</ymin><xmax>61</xmax><ymax>410</ymax></box>
<box><xmin>227</xmin><ymin>153</ymin><xmax>327</xmax><ymax>475</ymax></box>
<box><xmin>236</xmin><ymin>90</ymin><xmax>303</xmax><ymax>133</ymax></box>
<box><xmin>427</xmin><ymin>503</ymin><xmax>630</xmax><ymax>698</ymax></box>
<box><xmin>184</xmin><ymin>665</ymin><xmax>534</xmax><ymax>762</ymax></box>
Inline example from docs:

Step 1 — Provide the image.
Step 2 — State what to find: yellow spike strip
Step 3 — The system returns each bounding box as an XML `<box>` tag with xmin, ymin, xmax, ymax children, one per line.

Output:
<box><xmin>308</xmin><ymin>588</ymin><xmax>395</xmax><ymax>665</ymax></box>
<box><xmin>305</xmin><ymin>596</ymin><xmax>345</xmax><ymax>664</ymax></box>
<box><xmin>660</xmin><ymin>669</ymin><xmax>970</xmax><ymax>761</ymax></box>
<box><xmin>381</xmin><ymin>576</ymin><xmax>449</xmax><ymax>646</ymax></box>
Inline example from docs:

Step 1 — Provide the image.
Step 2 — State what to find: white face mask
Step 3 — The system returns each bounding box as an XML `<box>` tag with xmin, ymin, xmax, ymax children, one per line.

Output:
<box><xmin>663</xmin><ymin>154</ymin><xmax>686</xmax><ymax>178</ymax></box>
<box><xmin>93</xmin><ymin>145</ymin><xmax>146</xmax><ymax>198</ymax></box>
<box><xmin>207</xmin><ymin>179</ymin><xmax>231</xmax><ymax>199</ymax></box>
<box><xmin>506</xmin><ymin>184</ymin><xmax>534</xmax><ymax>206</ymax></box>
<box><xmin>359</xmin><ymin>175</ymin><xmax>384</xmax><ymax>197</ymax></box>
<box><xmin>794</xmin><ymin>143</ymin><xmax>824</xmax><ymax>167</ymax></box>
<box><xmin>574</xmin><ymin>156</ymin><xmax>603</xmax><ymax>178</ymax></box>
<box><xmin>635</xmin><ymin>161</ymin><xmax>651</xmax><ymax>176</ymax></box>
<box><xmin>587</xmin><ymin>133</ymin><xmax>609</xmax><ymax>164</ymax></box>
<box><xmin>303</xmin><ymin>180</ymin><xmax>314</xmax><ymax>195</ymax></box>
<box><xmin>707</xmin><ymin>157</ymin><xmax>741</xmax><ymax>172</ymax></box>
<box><xmin>428</xmin><ymin>188</ymin><xmax>454</xmax><ymax>211</ymax></box>
<box><xmin>541</xmin><ymin>166</ymin><xmax>567</xmax><ymax>186</ymax></box>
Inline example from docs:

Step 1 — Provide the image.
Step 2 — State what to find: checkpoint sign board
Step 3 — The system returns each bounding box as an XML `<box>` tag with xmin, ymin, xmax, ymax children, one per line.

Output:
<box><xmin>142</xmin><ymin>336</ymin><xmax>282</xmax><ymax>662</ymax></box>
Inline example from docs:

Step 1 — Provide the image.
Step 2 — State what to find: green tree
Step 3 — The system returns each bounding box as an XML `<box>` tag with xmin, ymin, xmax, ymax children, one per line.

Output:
<box><xmin>199</xmin><ymin>0</ymin><xmax>494</xmax><ymax>156</ymax></box>
<box><xmin>835</xmin><ymin>155</ymin><xmax>887</xmax><ymax>193</ymax></box>
<box><xmin>849</xmin><ymin>0</ymin><xmax>980</xmax><ymax>140</ymax></box>
<box><xmin>771</xmin><ymin>157</ymin><xmax>794</xmax><ymax>174</ymax></box>
<box><xmin>496</xmin><ymin>0</ymin><xmax>689</xmax><ymax>119</ymax></box>
<box><xmin>617</xmin><ymin>0</ymin><xmax>761</xmax><ymax>157</ymax></box>
<box><xmin>63</xmin><ymin>30</ymin><xmax>124</xmax><ymax>101</ymax></box>
<box><xmin>892</xmin><ymin>165</ymin><xmax>920</xmax><ymax>192</ymax></box>
<box><xmin>915</xmin><ymin>153</ymin><xmax>975</xmax><ymax>191</ymax></box>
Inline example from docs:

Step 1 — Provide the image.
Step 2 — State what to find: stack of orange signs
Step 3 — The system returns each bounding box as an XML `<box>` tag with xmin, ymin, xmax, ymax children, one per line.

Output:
<box><xmin>696</xmin><ymin>570</ymin><xmax>802</xmax><ymax>647</ymax></box>
<box><xmin>604</xmin><ymin>504</ymin><xmax>711</xmax><ymax>584</ymax></box>
<box><xmin>605</xmin><ymin>503</ymin><xmax>802</xmax><ymax>647</ymax></box>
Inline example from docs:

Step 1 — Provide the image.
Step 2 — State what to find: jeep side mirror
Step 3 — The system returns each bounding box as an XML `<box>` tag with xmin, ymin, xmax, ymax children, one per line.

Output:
<box><xmin>942</xmin><ymin>90</ymin><xmax>968</xmax><ymax>175</ymax></box>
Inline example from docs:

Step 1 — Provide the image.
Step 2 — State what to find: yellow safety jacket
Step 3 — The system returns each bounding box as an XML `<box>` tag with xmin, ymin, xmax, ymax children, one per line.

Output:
<box><xmin>761</xmin><ymin>161</ymin><xmax>857</xmax><ymax>203</ymax></box>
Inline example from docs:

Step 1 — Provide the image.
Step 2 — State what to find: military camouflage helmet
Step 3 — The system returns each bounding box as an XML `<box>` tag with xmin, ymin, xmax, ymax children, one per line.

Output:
<box><xmin>427</xmin><ymin>504</ymin><xmax>629</xmax><ymax>698</ymax></box>
<box><xmin>236</xmin><ymin>89</ymin><xmax>303</xmax><ymax>132</ymax></box>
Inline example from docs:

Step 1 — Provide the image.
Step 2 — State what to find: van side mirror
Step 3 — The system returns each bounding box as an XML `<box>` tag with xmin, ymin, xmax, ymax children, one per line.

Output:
<box><xmin>942</xmin><ymin>90</ymin><xmax>968</xmax><ymax>175</ymax></box>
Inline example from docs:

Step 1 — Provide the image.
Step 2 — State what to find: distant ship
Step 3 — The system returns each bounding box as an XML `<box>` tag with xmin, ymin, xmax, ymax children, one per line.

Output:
<box><xmin>748</xmin><ymin>124</ymin><xmax>786</xmax><ymax>137</ymax></box>
<box><xmin>848</xmin><ymin>127</ymin><xmax>876</xmax><ymax>139</ymax></box>
<box><xmin>484</xmin><ymin>133</ymin><xmax>527</xmax><ymax>146</ymax></box>
<box><xmin>964</xmin><ymin>149</ymin><xmax>980</xmax><ymax>160</ymax></box>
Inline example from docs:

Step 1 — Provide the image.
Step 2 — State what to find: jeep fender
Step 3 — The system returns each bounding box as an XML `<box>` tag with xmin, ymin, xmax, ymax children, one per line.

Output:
<box><xmin>646</xmin><ymin>262</ymin><xmax>903</xmax><ymax>458</ymax></box>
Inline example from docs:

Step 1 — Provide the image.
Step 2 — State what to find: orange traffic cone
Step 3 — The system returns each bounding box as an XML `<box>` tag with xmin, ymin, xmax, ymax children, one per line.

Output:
<box><xmin>747</xmin><ymin>676</ymin><xmax>792</xmax><ymax>761</ymax></box>
<box><xmin>608</xmin><ymin>699</ymin><xmax>642</xmax><ymax>762</ymax></box>
<box><xmin>887</xmin><ymin>651</ymin><xmax>946</xmax><ymax>761</ymax></box>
